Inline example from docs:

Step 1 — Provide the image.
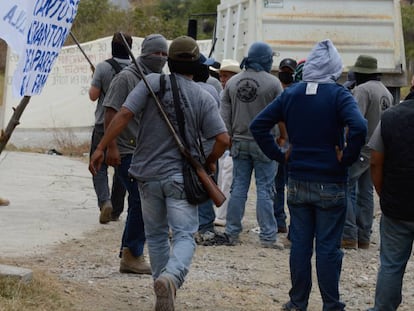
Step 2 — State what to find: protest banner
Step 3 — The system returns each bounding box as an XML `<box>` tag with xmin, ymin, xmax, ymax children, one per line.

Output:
<box><xmin>2</xmin><ymin>37</ymin><xmax>212</xmax><ymax>132</ymax></box>
<box><xmin>0</xmin><ymin>0</ymin><xmax>80</xmax><ymax>154</ymax></box>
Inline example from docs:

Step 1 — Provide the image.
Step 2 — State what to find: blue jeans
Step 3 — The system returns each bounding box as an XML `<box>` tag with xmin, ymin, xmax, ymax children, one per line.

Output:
<box><xmin>343</xmin><ymin>155</ymin><xmax>373</xmax><ymax>243</ymax></box>
<box><xmin>225</xmin><ymin>140</ymin><xmax>277</xmax><ymax>242</ymax></box>
<box><xmin>198</xmin><ymin>164</ymin><xmax>218</xmax><ymax>233</ymax></box>
<box><xmin>138</xmin><ymin>173</ymin><xmax>198</xmax><ymax>289</ymax></box>
<box><xmin>116</xmin><ymin>154</ymin><xmax>146</xmax><ymax>257</ymax></box>
<box><xmin>111</xmin><ymin>168</ymin><xmax>126</xmax><ymax>219</ymax></box>
<box><xmin>287</xmin><ymin>179</ymin><xmax>346</xmax><ymax>311</ymax></box>
<box><xmin>274</xmin><ymin>163</ymin><xmax>287</xmax><ymax>229</ymax></box>
<box><xmin>90</xmin><ymin>125</ymin><xmax>126</xmax><ymax>211</ymax></box>
<box><xmin>198</xmin><ymin>199</ymin><xmax>215</xmax><ymax>233</ymax></box>
<box><xmin>369</xmin><ymin>215</ymin><xmax>414</xmax><ymax>311</ymax></box>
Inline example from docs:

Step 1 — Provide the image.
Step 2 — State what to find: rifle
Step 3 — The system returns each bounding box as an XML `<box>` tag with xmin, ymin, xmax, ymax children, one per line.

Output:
<box><xmin>69</xmin><ymin>31</ymin><xmax>95</xmax><ymax>72</ymax></box>
<box><xmin>119</xmin><ymin>33</ymin><xmax>226</xmax><ymax>207</ymax></box>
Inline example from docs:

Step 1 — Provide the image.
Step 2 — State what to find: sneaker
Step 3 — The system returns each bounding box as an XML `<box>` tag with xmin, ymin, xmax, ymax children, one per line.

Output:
<box><xmin>195</xmin><ymin>231</ymin><xmax>215</xmax><ymax>245</ymax></box>
<box><xmin>222</xmin><ymin>232</ymin><xmax>240</xmax><ymax>246</ymax></box>
<box><xmin>154</xmin><ymin>275</ymin><xmax>176</xmax><ymax>311</ymax></box>
<box><xmin>99</xmin><ymin>201</ymin><xmax>113</xmax><ymax>224</ymax></box>
<box><xmin>203</xmin><ymin>232</ymin><xmax>232</xmax><ymax>246</ymax></box>
<box><xmin>214</xmin><ymin>218</ymin><xmax>226</xmax><ymax>227</ymax></box>
<box><xmin>281</xmin><ymin>301</ymin><xmax>302</xmax><ymax>311</ymax></box>
<box><xmin>261</xmin><ymin>240</ymin><xmax>284</xmax><ymax>250</ymax></box>
<box><xmin>341</xmin><ymin>239</ymin><xmax>357</xmax><ymax>249</ymax></box>
<box><xmin>251</xmin><ymin>226</ymin><xmax>261</xmax><ymax>234</ymax></box>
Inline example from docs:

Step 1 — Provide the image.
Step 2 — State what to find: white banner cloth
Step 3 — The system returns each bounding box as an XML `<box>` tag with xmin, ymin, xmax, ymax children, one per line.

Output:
<box><xmin>0</xmin><ymin>0</ymin><xmax>79</xmax><ymax>97</ymax></box>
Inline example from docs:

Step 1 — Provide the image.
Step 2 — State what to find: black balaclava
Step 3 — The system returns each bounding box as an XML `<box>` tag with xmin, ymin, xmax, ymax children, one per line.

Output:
<box><xmin>111</xmin><ymin>32</ymin><xmax>132</xmax><ymax>59</ymax></box>
<box><xmin>278</xmin><ymin>71</ymin><xmax>294</xmax><ymax>85</ymax></box>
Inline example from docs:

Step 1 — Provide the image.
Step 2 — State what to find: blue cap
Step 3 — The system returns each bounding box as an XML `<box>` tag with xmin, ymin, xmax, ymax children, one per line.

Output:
<box><xmin>199</xmin><ymin>53</ymin><xmax>215</xmax><ymax>66</ymax></box>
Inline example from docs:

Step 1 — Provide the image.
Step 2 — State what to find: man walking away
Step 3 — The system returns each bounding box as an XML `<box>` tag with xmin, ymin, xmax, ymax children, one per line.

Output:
<box><xmin>103</xmin><ymin>33</ymin><xmax>169</xmax><ymax>275</ymax></box>
<box><xmin>90</xmin><ymin>36</ymin><xmax>230</xmax><ymax>311</ymax></box>
<box><xmin>88</xmin><ymin>32</ymin><xmax>129</xmax><ymax>223</ymax></box>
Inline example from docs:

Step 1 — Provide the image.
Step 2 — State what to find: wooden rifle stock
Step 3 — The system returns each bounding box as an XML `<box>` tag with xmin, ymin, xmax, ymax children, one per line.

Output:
<box><xmin>183</xmin><ymin>150</ymin><xmax>226</xmax><ymax>207</ymax></box>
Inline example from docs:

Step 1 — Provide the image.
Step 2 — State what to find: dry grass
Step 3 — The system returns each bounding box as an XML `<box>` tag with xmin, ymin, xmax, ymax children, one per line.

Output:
<box><xmin>0</xmin><ymin>270</ymin><xmax>73</xmax><ymax>311</ymax></box>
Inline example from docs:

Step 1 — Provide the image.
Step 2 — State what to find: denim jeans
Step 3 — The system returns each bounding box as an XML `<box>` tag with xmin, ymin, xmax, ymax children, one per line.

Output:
<box><xmin>198</xmin><ymin>164</ymin><xmax>218</xmax><ymax>233</ymax></box>
<box><xmin>343</xmin><ymin>155</ymin><xmax>373</xmax><ymax>243</ymax></box>
<box><xmin>369</xmin><ymin>215</ymin><xmax>414</xmax><ymax>311</ymax></box>
<box><xmin>138</xmin><ymin>173</ymin><xmax>198</xmax><ymax>289</ymax></box>
<box><xmin>116</xmin><ymin>154</ymin><xmax>145</xmax><ymax>257</ymax></box>
<box><xmin>225</xmin><ymin>140</ymin><xmax>277</xmax><ymax>242</ymax></box>
<box><xmin>111</xmin><ymin>168</ymin><xmax>126</xmax><ymax>219</ymax></box>
<box><xmin>274</xmin><ymin>163</ymin><xmax>287</xmax><ymax>229</ymax></box>
<box><xmin>90</xmin><ymin>125</ymin><xmax>126</xmax><ymax>211</ymax></box>
<box><xmin>287</xmin><ymin>178</ymin><xmax>346</xmax><ymax>311</ymax></box>
<box><xmin>198</xmin><ymin>199</ymin><xmax>215</xmax><ymax>233</ymax></box>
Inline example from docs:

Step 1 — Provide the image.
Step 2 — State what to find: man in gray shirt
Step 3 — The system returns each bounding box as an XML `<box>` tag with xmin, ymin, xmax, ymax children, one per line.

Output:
<box><xmin>342</xmin><ymin>55</ymin><xmax>393</xmax><ymax>250</ymax></box>
<box><xmin>103</xmin><ymin>34</ymin><xmax>169</xmax><ymax>275</ymax></box>
<box><xmin>220</xmin><ymin>41</ymin><xmax>284</xmax><ymax>248</ymax></box>
<box><xmin>88</xmin><ymin>32</ymin><xmax>130</xmax><ymax>224</ymax></box>
<box><xmin>90</xmin><ymin>36</ymin><xmax>230</xmax><ymax>311</ymax></box>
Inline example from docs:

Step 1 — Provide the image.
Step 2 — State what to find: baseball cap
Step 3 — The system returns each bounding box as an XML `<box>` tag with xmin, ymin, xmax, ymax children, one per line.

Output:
<box><xmin>279</xmin><ymin>58</ymin><xmax>297</xmax><ymax>71</ymax></box>
<box><xmin>168</xmin><ymin>36</ymin><xmax>200</xmax><ymax>62</ymax></box>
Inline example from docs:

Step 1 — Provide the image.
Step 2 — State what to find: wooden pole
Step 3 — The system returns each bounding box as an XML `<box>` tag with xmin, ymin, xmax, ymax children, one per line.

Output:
<box><xmin>0</xmin><ymin>96</ymin><xmax>31</xmax><ymax>155</ymax></box>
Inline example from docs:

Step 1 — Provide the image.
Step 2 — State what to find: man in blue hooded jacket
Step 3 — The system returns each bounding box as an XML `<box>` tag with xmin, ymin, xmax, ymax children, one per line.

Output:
<box><xmin>250</xmin><ymin>39</ymin><xmax>367</xmax><ymax>311</ymax></box>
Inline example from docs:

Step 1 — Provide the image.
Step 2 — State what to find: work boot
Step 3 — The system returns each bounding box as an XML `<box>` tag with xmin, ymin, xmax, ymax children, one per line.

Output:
<box><xmin>0</xmin><ymin>197</ymin><xmax>10</xmax><ymax>206</ymax></box>
<box><xmin>99</xmin><ymin>200</ymin><xmax>112</xmax><ymax>224</ymax></box>
<box><xmin>154</xmin><ymin>275</ymin><xmax>176</xmax><ymax>311</ymax></box>
<box><xmin>119</xmin><ymin>247</ymin><xmax>152</xmax><ymax>275</ymax></box>
<box><xmin>341</xmin><ymin>239</ymin><xmax>357</xmax><ymax>249</ymax></box>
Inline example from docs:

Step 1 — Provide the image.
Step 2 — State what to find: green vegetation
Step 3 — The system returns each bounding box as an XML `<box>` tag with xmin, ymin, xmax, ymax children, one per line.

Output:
<box><xmin>70</xmin><ymin>0</ymin><xmax>220</xmax><ymax>43</ymax></box>
<box><xmin>402</xmin><ymin>4</ymin><xmax>414</xmax><ymax>61</ymax></box>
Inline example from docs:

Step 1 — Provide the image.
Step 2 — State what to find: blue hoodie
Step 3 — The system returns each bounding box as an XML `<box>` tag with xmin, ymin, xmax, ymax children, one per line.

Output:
<box><xmin>250</xmin><ymin>40</ymin><xmax>367</xmax><ymax>183</ymax></box>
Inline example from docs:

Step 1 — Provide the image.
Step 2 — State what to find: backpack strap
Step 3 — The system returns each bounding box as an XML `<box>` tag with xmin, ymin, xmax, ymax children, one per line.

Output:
<box><xmin>170</xmin><ymin>74</ymin><xmax>206</xmax><ymax>161</ymax></box>
<box><xmin>159</xmin><ymin>74</ymin><xmax>166</xmax><ymax>100</ymax></box>
<box><xmin>105</xmin><ymin>58</ymin><xmax>123</xmax><ymax>74</ymax></box>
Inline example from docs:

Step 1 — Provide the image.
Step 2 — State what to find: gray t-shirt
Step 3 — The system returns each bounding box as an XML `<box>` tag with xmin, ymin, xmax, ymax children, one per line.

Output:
<box><xmin>198</xmin><ymin>81</ymin><xmax>220</xmax><ymax>155</ymax></box>
<box><xmin>367</xmin><ymin>121</ymin><xmax>384</xmax><ymax>153</ymax></box>
<box><xmin>123</xmin><ymin>73</ymin><xmax>227</xmax><ymax>181</ymax></box>
<box><xmin>207</xmin><ymin>76</ymin><xmax>223</xmax><ymax>97</ymax></box>
<box><xmin>220</xmin><ymin>68</ymin><xmax>283</xmax><ymax>140</ymax></box>
<box><xmin>103</xmin><ymin>65</ymin><xmax>141</xmax><ymax>155</ymax></box>
<box><xmin>353</xmin><ymin>80</ymin><xmax>393</xmax><ymax>157</ymax></box>
<box><xmin>90</xmin><ymin>57</ymin><xmax>130</xmax><ymax>125</ymax></box>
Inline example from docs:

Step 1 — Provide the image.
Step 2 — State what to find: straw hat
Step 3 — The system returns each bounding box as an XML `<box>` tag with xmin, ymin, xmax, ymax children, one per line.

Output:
<box><xmin>213</xmin><ymin>59</ymin><xmax>242</xmax><ymax>74</ymax></box>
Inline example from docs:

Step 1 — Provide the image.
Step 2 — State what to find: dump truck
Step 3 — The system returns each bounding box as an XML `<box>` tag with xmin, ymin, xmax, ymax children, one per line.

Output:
<box><xmin>212</xmin><ymin>0</ymin><xmax>407</xmax><ymax>103</ymax></box>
